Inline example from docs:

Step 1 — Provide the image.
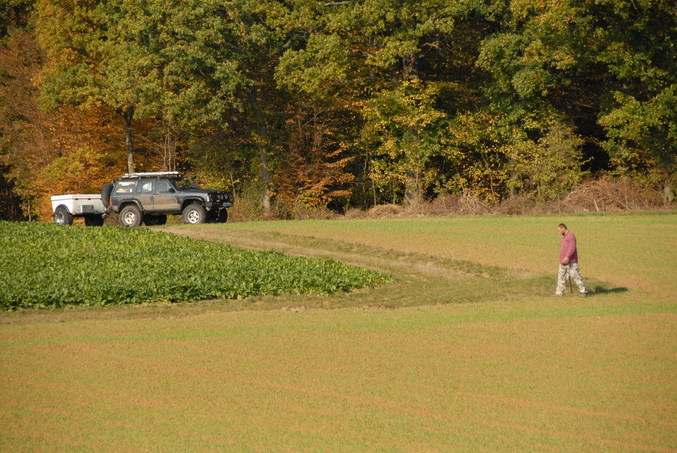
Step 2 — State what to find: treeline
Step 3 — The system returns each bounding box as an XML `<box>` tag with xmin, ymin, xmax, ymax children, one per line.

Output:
<box><xmin>1</xmin><ymin>0</ymin><xmax>675</xmax><ymax>220</ymax></box>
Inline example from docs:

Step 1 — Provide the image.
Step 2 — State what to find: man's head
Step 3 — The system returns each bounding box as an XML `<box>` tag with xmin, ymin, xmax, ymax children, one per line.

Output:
<box><xmin>557</xmin><ymin>223</ymin><xmax>568</xmax><ymax>236</ymax></box>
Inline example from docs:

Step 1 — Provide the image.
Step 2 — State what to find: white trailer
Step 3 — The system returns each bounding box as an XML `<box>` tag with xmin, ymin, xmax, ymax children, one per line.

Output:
<box><xmin>50</xmin><ymin>194</ymin><xmax>106</xmax><ymax>226</ymax></box>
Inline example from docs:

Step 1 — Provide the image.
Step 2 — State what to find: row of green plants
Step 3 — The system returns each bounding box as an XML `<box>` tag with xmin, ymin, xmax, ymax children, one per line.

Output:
<box><xmin>0</xmin><ymin>222</ymin><xmax>390</xmax><ymax>309</ymax></box>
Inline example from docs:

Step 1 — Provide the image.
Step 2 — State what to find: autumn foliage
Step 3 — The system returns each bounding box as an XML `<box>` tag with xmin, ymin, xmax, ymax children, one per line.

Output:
<box><xmin>1</xmin><ymin>0</ymin><xmax>675</xmax><ymax>221</ymax></box>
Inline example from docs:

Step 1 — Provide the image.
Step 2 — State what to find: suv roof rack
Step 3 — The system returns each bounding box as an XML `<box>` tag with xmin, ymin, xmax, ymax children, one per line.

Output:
<box><xmin>118</xmin><ymin>171</ymin><xmax>180</xmax><ymax>178</ymax></box>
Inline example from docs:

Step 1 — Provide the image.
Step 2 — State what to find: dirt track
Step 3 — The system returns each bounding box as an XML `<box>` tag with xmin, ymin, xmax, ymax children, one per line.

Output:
<box><xmin>162</xmin><ymin>225</ymin><xmax>534</xmax><ymax>282</ymax></box>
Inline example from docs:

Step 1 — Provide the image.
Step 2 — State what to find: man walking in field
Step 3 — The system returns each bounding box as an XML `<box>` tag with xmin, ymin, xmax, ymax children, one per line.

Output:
<box><xmin>555</xmin><ymin>223</ymin><xmax>587</xmax><ymax>297</ymax></box>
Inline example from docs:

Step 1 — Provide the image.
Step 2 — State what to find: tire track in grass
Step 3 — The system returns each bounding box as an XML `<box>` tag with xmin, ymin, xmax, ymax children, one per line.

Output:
<box><xmin>163</xmin><ymin>226</ymin><xmax>529</xmax><ymax>281</ymax></box>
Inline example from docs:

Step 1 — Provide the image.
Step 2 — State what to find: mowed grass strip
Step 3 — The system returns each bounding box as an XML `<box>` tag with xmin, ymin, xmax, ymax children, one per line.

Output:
<box><xmin>0</xmin><ymin>222</ymin><xmax>390</xmax><ymax>309</ymax></box>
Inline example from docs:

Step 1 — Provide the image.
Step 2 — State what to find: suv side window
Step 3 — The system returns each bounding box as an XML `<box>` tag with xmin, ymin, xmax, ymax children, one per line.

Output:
<box><xmin>140</xmin><ymin>180</ymin><xmax>154</xmax><ymax>193</ymax></box>
<box><xmin>115</xmin><ymin>181</ymin><xmax>137</xmax><ymax>194</ymax></box>
<box><xmin>156</xmin><ymin>180</ymin><xmax>174</xmax><ymax>193</ymax></box>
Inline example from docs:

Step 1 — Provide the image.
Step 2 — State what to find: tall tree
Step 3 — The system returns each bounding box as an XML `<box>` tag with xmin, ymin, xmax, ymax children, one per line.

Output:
<box><xmin>0</xmin><ymin>0</ymin><xmax>32</xmax><ymax>38</ymax></box>
<box><xmin>1</xmin><ymin>27</ymin><xmax>58</xmax><ymax>219</ymax></box>
<box><xmin>34</xmin><ymin>0</ymin><xmax>247</xmax><ymax>173</ymax></box>
<box><xmin>275</xmin><ymin>0</ymin><xmax>478</xmax><ymax>206</ymax></box>
<box><xmin>475</xmin><ymin>0</ymin><xmax>676</xmax><ymax>199</ymax></box>
<box><xmin>0</xmin><ymin>28</ymin><xmax>126</xmax><ymax>220</ymax></box>
<box><xmin>595</xmin><ymin>0</ymin><xmax>676</xmax><ymax>201</ymax></box>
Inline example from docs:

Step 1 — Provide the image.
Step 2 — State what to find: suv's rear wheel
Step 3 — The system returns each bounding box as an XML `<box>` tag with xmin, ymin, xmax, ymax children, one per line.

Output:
<box><xmin>182</xmin><ymin>203</ymin><xmax>206</xmax><ymax>224</ymax></box>
<box><xmin>119</xmin><ymin>205</ymin><xmax>143</xmax><ymax>227</ymax></box>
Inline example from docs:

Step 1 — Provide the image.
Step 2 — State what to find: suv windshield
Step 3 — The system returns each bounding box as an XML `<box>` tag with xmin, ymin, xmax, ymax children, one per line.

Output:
<box><xmin>171</xmin><ymin>178</ymin><xmax>200</xmax><ymax>190</ymax></box>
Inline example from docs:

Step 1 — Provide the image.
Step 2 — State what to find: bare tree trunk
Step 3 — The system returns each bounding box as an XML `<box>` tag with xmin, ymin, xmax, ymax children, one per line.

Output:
<box><xmin>401</xmin><ymin>58</ymin><xmax>423</xmax><ymax>207</ymax></box>
<box><xmin>122</xmin><ymin>106</ymin><xmax>135</xmax><ymax>174</ymax></box>
<box><xmin>664</xmin><ymin>179</ymin><xmax>674</xmax><ymax>204</ymax></box>
<box><xmin>403</xmin><ymin>129</ymin><xmax>422</xmax><ymax>207</ymax></box>
<box><xmin>249</xmin><ymin>87</ymin><xmax>271</xmax><ymax>213</ymax></box>
<box><xmin>163</xmin><ymin>123</ymin><xmax>177</xmax><ymax>172</ymax></box>
<box><xmin>404</xmin><ymin>167</ymin><xmax>421</xmax><ymax>207</ymax></box>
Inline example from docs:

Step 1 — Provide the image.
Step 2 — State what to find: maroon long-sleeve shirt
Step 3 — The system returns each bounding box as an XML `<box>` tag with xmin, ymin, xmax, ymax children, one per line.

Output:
<box><xmin>560</xmin><ymin>231</ymin><xmax>579</xmax><ymax>264</ymax></box>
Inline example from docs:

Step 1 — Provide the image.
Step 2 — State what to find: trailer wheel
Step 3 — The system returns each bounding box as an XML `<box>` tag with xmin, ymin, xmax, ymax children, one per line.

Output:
<box><xmin>84</xmin><ymin>215</ymin><xmax>104</xmax><ymax>227</ymax></box>
<box><xmin>217</xmin><ymin>208</ymin><xmax>228</xmax><ymax>223</ymax></box>
<box><xmin>54</xmin><ymin>206</ymin><xmax>73</xmax><ymax>226</ymax></box>
<box><xmin>182</xmin><ymin>203</ymin><xmax>206</xmax><ymax>224</ymax></box>
<box><xmin>119</xmin><ymin>205</ymin><xmax>143</xmax><ymax>227</ymax></box>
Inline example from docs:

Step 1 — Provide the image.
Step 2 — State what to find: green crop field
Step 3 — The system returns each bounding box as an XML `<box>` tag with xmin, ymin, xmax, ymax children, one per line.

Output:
<box><xmin>1</xmin><ymin>212</ymin><xmax>676</xmax><ymax>451</ymax></box>
<box><xmin>0</xmin><ymin>222</ymin><xmax>389</xmax><ymax>309</ymax></box>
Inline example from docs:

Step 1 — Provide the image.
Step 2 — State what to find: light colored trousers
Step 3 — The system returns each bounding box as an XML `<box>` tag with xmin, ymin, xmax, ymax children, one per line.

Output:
<box><xmin>556</xmin><ymin>262</ymin><xmax>587</xmax><ymax>295</ymax></box>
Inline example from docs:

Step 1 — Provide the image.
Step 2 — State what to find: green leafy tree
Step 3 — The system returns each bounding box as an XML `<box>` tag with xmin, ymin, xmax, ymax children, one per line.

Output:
<box><xmin>508</xmin><ymin>121</ymin><xmax>586</xmax><ymax>201</ymax></box>
<box><xmin>275</xmin><ymin>0</ymin><xmax>478</xmax><ymax>206</ymax></box>
<box><xmin>476</xmin><ymin>0</ymin><xmax>676</xmax><ymax>199</ymax></box>
<box><xmin>0</xmin><ymin>0</ymin><xmax>32</xmax><ymax>38</ymax></box>
<box><xmin>594</xmin><ymin>1</ymin><xmax>676</xmax><ymax>201</ymax></box>
<box><xmin>441</xmin><ymin>111</ymin><xmax>517</xmax><ymax>201</ymax></box>
<box><xmin>34</xmin><ymin>0</ymin><xmax>247</xmax><ymax>173</ymax></box>
<box><xmin>362</xmin><ymin>80</ymin><xmax>445</xmax><ymax>205</ymax></box>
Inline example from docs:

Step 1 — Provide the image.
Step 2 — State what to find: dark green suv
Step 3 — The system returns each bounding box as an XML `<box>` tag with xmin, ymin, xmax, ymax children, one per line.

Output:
<box><xmin>104</xmin><ymin>172</ymin><xmax>233</xmax><ymax>227</ymax></box>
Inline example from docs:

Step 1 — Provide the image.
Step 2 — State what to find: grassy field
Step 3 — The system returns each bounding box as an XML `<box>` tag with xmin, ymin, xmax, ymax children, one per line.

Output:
<box><xmin>1</xmin><ymin>212</ymin><xmax>675</xmax><ymax>451</ymax></box>
<box><xmin>205</xmin><ymin>211</ymin><xmax>677</xmax><ymax>300</ymax></box>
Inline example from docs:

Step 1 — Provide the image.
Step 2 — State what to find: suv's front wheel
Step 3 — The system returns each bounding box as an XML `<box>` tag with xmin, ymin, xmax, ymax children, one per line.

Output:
<box><xmin>182</xmin><ymin>203</ymin><xmax>206</xmax><ymax>224</ymax></box>
<box><xmin>119</xmin><ymin>205</ymin><xmax>143</xmax><ymax>227</ymax></box>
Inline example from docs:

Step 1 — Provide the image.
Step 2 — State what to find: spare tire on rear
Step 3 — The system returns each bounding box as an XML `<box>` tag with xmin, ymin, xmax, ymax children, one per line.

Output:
<box><xmin>101</xmin><ymin>183</ymin><xmax>113</xmax><ymax>208</ymax></box>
